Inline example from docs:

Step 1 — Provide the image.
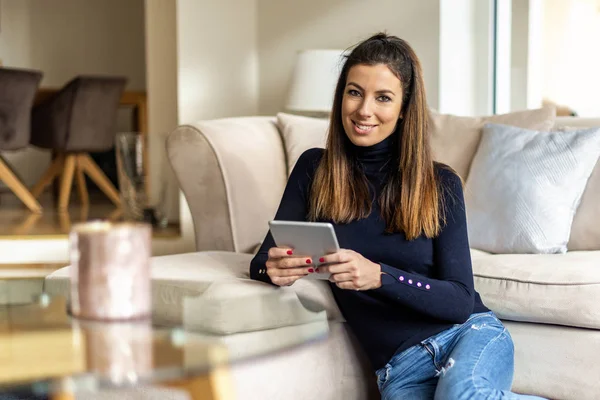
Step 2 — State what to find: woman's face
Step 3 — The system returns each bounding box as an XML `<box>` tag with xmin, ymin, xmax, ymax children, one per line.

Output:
<box><xmin>341</xmin><ymin>63</ymin><xmax>403</xmax><ymax>147</ymax></box>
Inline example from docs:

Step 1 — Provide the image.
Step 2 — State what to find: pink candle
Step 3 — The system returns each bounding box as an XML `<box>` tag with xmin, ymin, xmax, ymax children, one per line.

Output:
<box><xmin>70</xmin><ymin>222</ymin><xmax>152</xmax><ymax>321</ymax></box>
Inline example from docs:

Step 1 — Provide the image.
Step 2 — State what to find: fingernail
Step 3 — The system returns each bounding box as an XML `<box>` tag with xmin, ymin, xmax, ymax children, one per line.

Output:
<box><xmin>308</xmin><ymin>268</ymin><xmax>314</xmax><ymax>273</ymax></box>
<box><xmin>306</xmin><ymin>259</ymin><xmax>311</xmax><ymax>264</ymax></box>
<box><xmin>287</xmin><ymin>250</ymin><xmax>293</xmax><ymax>255</ymax></box>
<box><xmin>319</xmin><ymin>257</ymin><xmax>325</xmax><ymax>263</ymax></box>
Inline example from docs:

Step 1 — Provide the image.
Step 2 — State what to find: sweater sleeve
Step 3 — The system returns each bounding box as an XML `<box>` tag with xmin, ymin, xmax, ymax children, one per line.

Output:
<box><xmin>249</xmin><ymin>149</ymin><xmax>323</xmax><ymax>285</ymax></box>
<box><xmin>371</xmin><ymin>167</ymin><xmax>475</xmax><ymax>323</ymax></box>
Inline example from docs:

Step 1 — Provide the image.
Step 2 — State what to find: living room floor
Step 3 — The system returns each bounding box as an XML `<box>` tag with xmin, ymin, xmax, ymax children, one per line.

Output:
<box><xmin>0</xmin><ymin>191</ymin><xmax>180</xmax><ymax>239</ymax></box>
<box><xmin>0</xmin><ymin>190</ymin><xmax>185</xmax><ymax>304</ymax></box>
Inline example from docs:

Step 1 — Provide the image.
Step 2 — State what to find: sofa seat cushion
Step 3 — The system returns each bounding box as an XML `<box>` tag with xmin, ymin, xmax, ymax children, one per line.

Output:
<box><xmin>44</xmin><ymin>251</ymin><xmax>344</xmax><ymax>326</ymax></box>
<box><xmin>473</xmin><ymin>251</ymin><xmax>600</xmax><ymax>329</ymax></box>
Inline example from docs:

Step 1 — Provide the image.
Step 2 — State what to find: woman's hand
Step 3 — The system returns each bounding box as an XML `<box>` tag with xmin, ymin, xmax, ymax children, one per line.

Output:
<box><xmin>266</xmin><ymin>247</ymin><xmax>315</xmax><ymax>287</ymax></box>
<box><xmin>317</xmin><ymin>249</ymin><xmax>382</xmax><ymax>291</ymax></box>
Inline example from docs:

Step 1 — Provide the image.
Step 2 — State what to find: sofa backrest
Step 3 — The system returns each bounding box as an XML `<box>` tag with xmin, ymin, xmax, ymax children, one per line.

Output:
<box><xmin>277</xmin><ymin>113</ymin><xmax>600</xmax><ymax>251</ymax></box>
<box><xmin>167</xmin><ymin>117</ymin><xmax>288</xmax><ymax>253</ymax></box>
<box><xmin>168</xmin><ymin>113</ymin><xmax>600</xmax><ymax>254</ymax></box>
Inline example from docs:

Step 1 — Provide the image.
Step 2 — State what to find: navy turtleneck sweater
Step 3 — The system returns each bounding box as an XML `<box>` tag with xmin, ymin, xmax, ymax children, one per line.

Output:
<box><xmin>249</xmin><ymin>134</ymin><xmax>488</xmax><ymax>370</ymax></box>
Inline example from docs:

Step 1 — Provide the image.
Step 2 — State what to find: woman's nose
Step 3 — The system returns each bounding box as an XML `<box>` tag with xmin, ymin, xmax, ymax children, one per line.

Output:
<box><xmin>357</xmin><ymin>99</ymin><xmax>373</xmax><ymax>118</ymax></box>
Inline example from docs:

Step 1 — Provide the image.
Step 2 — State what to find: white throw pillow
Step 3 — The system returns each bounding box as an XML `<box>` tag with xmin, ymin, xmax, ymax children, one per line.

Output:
<box><xmin>552</xmin><ymin>126</ymin><xmax>600</xmax><ymax>251</ymax></box>
<box><xmin>465</xmin><ymin>123</ymin><xmax>600</xmax><ymax>254</ymax></box>
<box><xmin>276</xmin><ymin>113</ymin><xmax>328</xmax><ymax>174</ymax></box>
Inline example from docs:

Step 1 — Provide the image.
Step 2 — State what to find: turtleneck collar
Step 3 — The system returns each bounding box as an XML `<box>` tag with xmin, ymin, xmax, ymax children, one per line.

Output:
<box><xmin>350</xmin><ymin>133</ymin><xmax>398</xmax><ymax>171</ymax></box>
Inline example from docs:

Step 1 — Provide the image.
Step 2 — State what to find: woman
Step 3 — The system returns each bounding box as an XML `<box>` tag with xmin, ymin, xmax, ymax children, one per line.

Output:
<box><xmin>250</xmin><ymin>33</ymin><xmax>545</xmax><ymax>400</ymax></box>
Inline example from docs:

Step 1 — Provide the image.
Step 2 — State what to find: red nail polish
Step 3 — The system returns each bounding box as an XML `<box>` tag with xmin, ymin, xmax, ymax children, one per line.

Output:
<box><xmin>319</xmin><ymin>257</ymin><xmax>325</xmax><ymax>263</ymax></box>
<box><xmin>308</xmin><ymin>268</ymin><xmax>314</xmax><ymax>273</ymax></box>
<box><xmin>287</xmin><ymin>250</ymin><xmax>293</xmax><ymax>255</ymax></box>
<box><xmin>306</xmin><ymin>259</ymin><xmax>311</xmax><ymax>264</ymax></box>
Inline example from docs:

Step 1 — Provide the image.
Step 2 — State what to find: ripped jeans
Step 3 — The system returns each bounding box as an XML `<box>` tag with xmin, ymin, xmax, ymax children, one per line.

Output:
<box><xmin>376</xmin><ymin>311</ymin><xmax>547</xmax><ymax>400</ymax></box>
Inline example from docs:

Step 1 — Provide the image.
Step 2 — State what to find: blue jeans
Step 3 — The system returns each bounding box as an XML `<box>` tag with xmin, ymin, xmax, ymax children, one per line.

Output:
<box><xmin>376</xmin><ymin>311</ymin><xmax>547</xmax><ymax>400</ymax></box>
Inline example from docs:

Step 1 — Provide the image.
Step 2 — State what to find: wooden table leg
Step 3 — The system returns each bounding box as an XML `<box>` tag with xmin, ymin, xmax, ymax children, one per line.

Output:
<box><xmin>165</xmin><ymin>365</ymin><xmax>235</xmax><ymax>400</ymax></box>
<box><xmin>50</xmin><ymin>377</ymin><xmax>76</xmax><ymax>400</ymax></box>
<box><xmin>51</xmin><ymin>393</ymin><xmax>75</xmax><ymax>400</ymax></box>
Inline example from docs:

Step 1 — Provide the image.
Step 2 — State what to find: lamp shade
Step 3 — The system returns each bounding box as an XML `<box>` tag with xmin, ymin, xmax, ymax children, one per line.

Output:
<box><xmin>286</xmin><ymin>49</ymin><xmax>346</xmax><ymax>113</ymax></box>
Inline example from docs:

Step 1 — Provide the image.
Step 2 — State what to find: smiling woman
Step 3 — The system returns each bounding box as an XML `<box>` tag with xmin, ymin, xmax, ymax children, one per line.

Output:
<box><xmin>250</xmin><ymin>33</ymin><xmax>546</xmax><ymax>400</ymax></box>
<box><xmin>309</xmin><ymin>34</ymin><xmax>438</xmax><ymax>241</ymax></box>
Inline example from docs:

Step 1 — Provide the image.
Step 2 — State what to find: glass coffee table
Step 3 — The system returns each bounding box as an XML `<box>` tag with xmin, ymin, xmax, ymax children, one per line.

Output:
<box><xmin>0</xmin><ymin>293</ymin><xmax>329</xmax><ymax>400</ymax></box>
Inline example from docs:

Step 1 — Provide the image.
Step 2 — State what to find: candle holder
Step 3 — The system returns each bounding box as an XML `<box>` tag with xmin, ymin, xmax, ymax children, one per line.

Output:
<box><xmin>69</xmin><ymin>221</ymin><xmax>152</xmax><ymax>321</ymax></box>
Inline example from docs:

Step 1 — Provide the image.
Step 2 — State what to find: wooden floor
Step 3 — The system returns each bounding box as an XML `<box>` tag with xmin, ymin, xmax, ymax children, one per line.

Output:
<box><xmin>0</xmin><ymin>191</ymin><xmax>184</xmax><ymax>303</ymax></box>
<box><xmin>0</xmin><ymin>191</ymin><xmax>180</xmax><ymax>239</ymax></box>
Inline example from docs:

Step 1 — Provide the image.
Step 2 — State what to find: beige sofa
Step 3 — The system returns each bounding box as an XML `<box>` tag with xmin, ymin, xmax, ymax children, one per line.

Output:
<box><xmin>167</xmin><ymin>113</ymin><xmax>600</xmax><ymax>400</ymax></box>
<box><xmin>46</xmin><ymin>114</ymin><xmax>600</xmax><ymax>399</ymax></box>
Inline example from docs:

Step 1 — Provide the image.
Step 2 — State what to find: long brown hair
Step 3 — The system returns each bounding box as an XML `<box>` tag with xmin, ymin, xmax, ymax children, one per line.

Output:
<box><xmin>308</xmin><ymin>33</ymin><xmax>444</xmax><ymax>240</ymax></box>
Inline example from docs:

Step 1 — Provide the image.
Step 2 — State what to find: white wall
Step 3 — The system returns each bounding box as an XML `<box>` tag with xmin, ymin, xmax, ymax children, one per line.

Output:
<box><xmin>542</xmin><ymin>0</ymin><xmax>600</xmax><ymax>116</ymax></box>
<box><xmin>495</xmin><ymin>0</ymin><xmax>512</xmax><ymax>114</ymax></box>
<box><xmin>439</xmin><ymin>0</ymin><xmax>495</xmax><ymax>116</ymax></box>
<box><xmin>510</xmin><ymin>0</ymin><xmax>529</xmax><ymax>111</ymax></box>
<box><xmin>510</xmin><ymin>0</ymin><xmax>544</xmax><ymax>112</ymax></box>
<box><xmin>176</xmin><ymin>0</ymin><xmax>259</xmax><ymax>123</ymax></box>
<box><xmin>144</xmin><ymin>0</ymin><xmax>182</xmax><ymax>229</ymax></box>
<box><xmin>142</xmin><ymin>0</ymin><xmax>259</xmax><ymax>253</ymax></box>
<box><xmin>257</xmin><ymin>0</ymin><xmax>440</xmax><ymax>115</ymax></box>
<box><xmin>439</xmin><ymin>0</ymin><xmax>476</xmax><ymax>115</ymax></box>
<box><xmin>0</xmin><ymin>0</ymin><xmax>146</xmax><ymax>187</ymax></box>
<box><xmin>0</xmin><ymin>0</ymin><xmax>145</xmax><ymax>89</ymax></box>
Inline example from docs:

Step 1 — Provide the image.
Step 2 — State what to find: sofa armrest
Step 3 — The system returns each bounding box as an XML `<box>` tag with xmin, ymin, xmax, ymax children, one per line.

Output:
<box><xmin>167</xmin><ymin>117</ymin><xmax>288</xmax><ymax>253</ymax></box>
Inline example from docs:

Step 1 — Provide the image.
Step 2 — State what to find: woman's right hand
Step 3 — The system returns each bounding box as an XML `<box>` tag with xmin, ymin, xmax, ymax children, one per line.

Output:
<box><xmin>266</xmin><ymin>247</ymin><xmax>315</xmax><ymax>286</ymax></box>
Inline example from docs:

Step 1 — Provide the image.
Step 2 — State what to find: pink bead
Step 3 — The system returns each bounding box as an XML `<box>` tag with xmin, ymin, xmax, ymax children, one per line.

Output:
<box><xmin>417</xmin><ymin>282</ymin><xmax>422</xmax><ymax>287</ymax></box>
<box><xmin>399</xmin><ymin>276</ymin><xmax>404</xmax><ymax>281</ymax></box>
<box><xmin>408</xmin><ymin>279</ymin><xmax>413</xmax><ymax>284</ymax></box>
<box><xmin>426</xmin><ymin>284</ymin><xmax>431</xmax><ymax>290</ymax></box>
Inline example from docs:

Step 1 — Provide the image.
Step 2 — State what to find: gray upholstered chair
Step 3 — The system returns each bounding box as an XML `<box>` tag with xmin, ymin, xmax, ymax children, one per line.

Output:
<box><xmin>0</xmin><ymin>67</ymin><xmax>43</xmax><ymax>213</ymax></box>
<box><xmin>29</xmin><ymin>76</ymin><xmax>127</xmax><ymax>211</ymax></box>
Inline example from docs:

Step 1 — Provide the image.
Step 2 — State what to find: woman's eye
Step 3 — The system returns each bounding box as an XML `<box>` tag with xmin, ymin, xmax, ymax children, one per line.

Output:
<box><xmin>377</xmin><ymin>95</ymin><xmax>392</xmax><ymax>102</ymax></box>
<box><xmin>348</xmin><ymin>89</ymin><xmax>361</xmax><ymax>97</ymax></box>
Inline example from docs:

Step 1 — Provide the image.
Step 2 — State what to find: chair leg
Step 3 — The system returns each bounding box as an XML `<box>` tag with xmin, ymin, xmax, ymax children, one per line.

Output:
<box><xmin>58</xmin><ymin>155</ymin><xmax>77</xmax><ymax>211</ymax></box>
<box><xmin>30</xmin><ymin>154</ymin><xmax>66</xmax><ymax>198</ymax></box>
<box><xmin>0</xmin><ymin>156</ymin><xmax>42</xmax><ymax>213</ymax></box>
<box><xmin>75</xmin><ymin>157</ymin><xmax>89</xmax><ymax>207</ymax></box>
<box><xmin>78</xmin><ymin>154</ymin><xmax>121</xmax><ymax>206</ymax></box>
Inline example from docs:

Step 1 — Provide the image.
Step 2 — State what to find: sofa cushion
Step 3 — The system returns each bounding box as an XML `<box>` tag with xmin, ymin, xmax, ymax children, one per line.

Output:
<box><xmin>465</xmin><ymin>123</ymin><xmax>600</xmax><ymax>254</ymax></box>
<box><xmin>553</xmin><ymin>126</ymin><xmax>600</xmax><ymax>251</ymax></box>
<box><xmin>429</xmin><ymin>106</ymin><xmax>556</xmax><ymax>179</ymax></box>
<box><xmin>472</xmin><ymin>251</ymin><xmax>600</xmax><ymax>329</ymax></box>
<box><xmin>181</xmin><ymin>280</ymin><xmax>327</xmax><ymax>334</ymax></box>
<box><xmin>504</xmin><ymin>320</ymin><xmax>600</xmax><ymax>400</ymax></box>
<box><xmin>276</xmin><ymin>112</ymin><xmax>328</xmax><ymax>174</ymax></box>
<box><xmin>44</xmin><ymin>252</ymin><xmax>344</xmax><ymax>326</ymax></box>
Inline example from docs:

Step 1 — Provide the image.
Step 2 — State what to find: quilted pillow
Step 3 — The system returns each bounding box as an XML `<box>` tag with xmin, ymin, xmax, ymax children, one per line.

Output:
<box><xmin>465</xmin><ymin>123</ymin><xmax>600</xmax><ymax>254</ymax></box>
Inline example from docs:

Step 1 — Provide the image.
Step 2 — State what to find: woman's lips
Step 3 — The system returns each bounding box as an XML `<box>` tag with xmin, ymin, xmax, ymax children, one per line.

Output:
<box><xmin>352</xmin><ymin>120</ymin><xmax>376</xmax><ymax>135</ymax></box>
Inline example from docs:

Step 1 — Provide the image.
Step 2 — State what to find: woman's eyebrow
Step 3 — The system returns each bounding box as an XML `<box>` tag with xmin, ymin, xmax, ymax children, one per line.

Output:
<box><xmin>347</xmin><ymin>82</ymin><xmax>396</xmax><ymax>96</ymax></box>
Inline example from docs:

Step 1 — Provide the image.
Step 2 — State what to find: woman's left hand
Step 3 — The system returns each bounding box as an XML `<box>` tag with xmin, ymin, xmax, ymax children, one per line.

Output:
<box><xmin>317</xmin><ymin>249</ymin><xmax>382</xmax><ymax>291</ymax></box>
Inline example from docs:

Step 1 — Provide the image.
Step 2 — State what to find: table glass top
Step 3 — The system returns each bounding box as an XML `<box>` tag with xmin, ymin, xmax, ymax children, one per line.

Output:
<box><xmin>0</xmin><ymin>292</ymin><xmax>328</xmax><ymax>396</ymax></box>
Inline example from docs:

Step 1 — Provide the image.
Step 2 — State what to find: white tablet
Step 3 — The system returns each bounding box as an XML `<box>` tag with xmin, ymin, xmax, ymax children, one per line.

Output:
<box><xmin>268</xmin><ymin>220</ymin><xmax>340</xmax><ymax>280</ymax></box>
